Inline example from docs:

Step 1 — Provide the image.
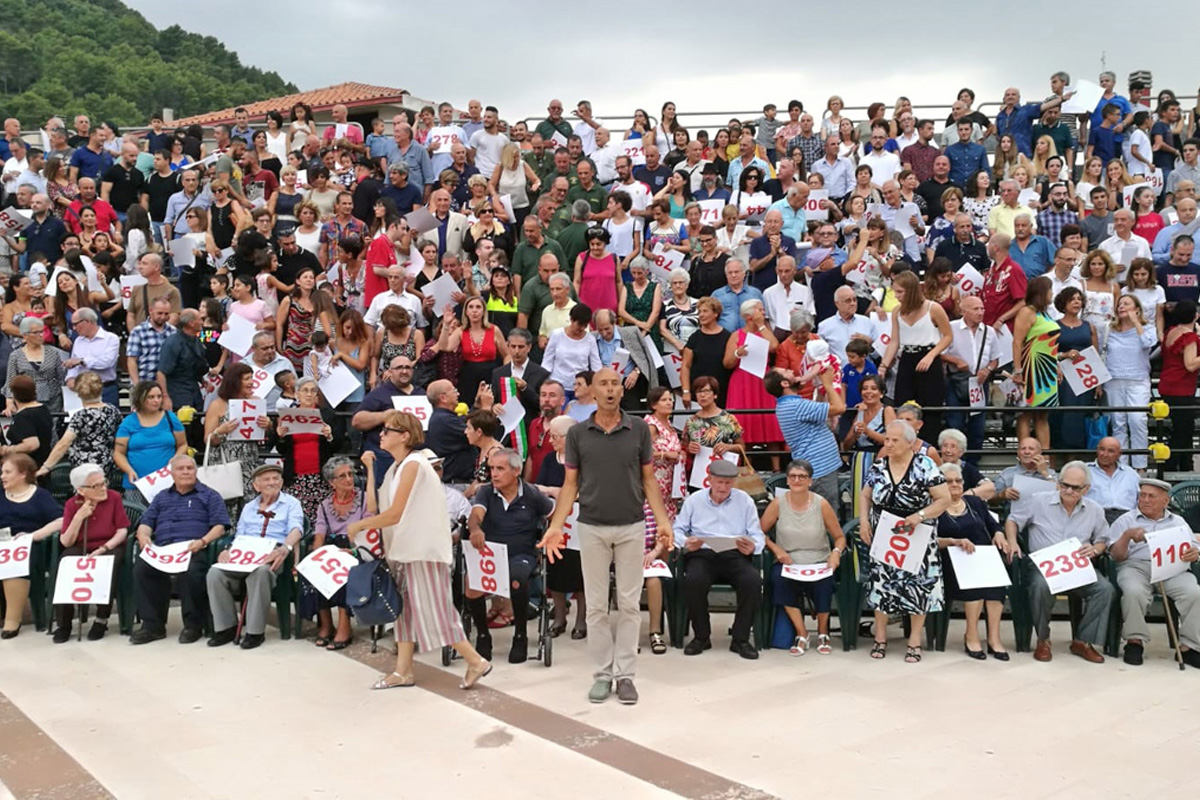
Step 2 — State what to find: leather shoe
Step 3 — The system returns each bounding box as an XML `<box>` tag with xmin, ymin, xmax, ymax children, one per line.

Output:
<box><xmin>730</xmin><ymin>640</ymin><xmax>759</xmax><ymax>660</ymax></box>
<box><xmin>52</xmin><ymin>627</ymin><xmax>71</xmax><ymax>644</ymax></box>
<box><xmin>240</xmin><ymin>633</ymin><xmax>265</xmax><ymax>650</ymax></box>
<box><xmin>0</xmin><ymin>628</ymin><xmax>19</xmax><ymax>640</ymax></box>
<box><xmin>178</xmin><ymin>628</ymin><xmax>203</xmax><ymax>645</ymax></box>
<box><xmin>1033</xmin><ymin>639</ymin><xmax>1052</xmax><ymax>662</ymax></box>
<box><xmin>1123</xmin><ymin>641</ymin><xmax>1144</xmax><ymax>666</ymax></box>
<box><xmin>683</xmin><ymin>637</ymin><xmax>712</xmax><ymax>655</ymax></box>
<box><xmin>86</xmin><ymin>622</ymin><xmax>108</xmax><ymax>641</ymax></box>
<box><xmin>1181</xmin><ymin>648</ymin><xmax>1200</xmax><ymax>669</ymax></box>
<box><xmin>207</xmin><ymin>628</ymin><xmax>236</xmax><ymax>647</ymax></box>
<box><xmin>1069</xmin><ymin>641</ymin><xmax>1104</xmax><ymax>664</ymax></box>
<box><xmin>508</xmin><ymin>635</ymin><xmax>528</xmax><ymax>664</ymax></box>
<box><xmin>475</xmin><ymin>633</ymin><xmax>493</xmax><ymax>662</ymax></box>
<box><xmin>130</xmin><ymin>627</ymin><xmax>166</xmax><ymax>645</ymax></box>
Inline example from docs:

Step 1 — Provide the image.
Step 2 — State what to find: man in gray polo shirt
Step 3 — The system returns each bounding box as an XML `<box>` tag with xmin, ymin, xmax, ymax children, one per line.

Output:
<box><xmin>1004</xmin><ymin>460</ymin><xmax>1114</xmax><ymax>664</ymax></box>
<box><xmin>540</xmin><ymin>368</ymin><xmax>674</xmax><ymax>706</ymax></box>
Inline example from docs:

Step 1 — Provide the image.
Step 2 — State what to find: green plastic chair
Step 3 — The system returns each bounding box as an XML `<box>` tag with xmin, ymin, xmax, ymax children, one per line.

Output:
<box><xmin>669</xmin><ymin>549</ymin><xmax>766</xmax><ymax>651</ymax></box>
<box><xmin>1169</xmin><ymin>481</ymin><xmax>1200</xmax><ymax>530</ymax></box>
<box><xmin>206</xmin><ymin>531</ymin><xmax>297</xmax><ymax>641</ymax></box>
<box><xmin>117</xmin><ymin>501</ymin><xmax>146</xmax><ymax>635</ymax></box>
<box><xmin>837</xmin><ymin>519</ymin><xmax>864</xmax><ymax>650</ymax></box>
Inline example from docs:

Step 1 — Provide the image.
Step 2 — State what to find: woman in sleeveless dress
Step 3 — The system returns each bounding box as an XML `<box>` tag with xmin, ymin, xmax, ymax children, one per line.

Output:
<box><xmin>448</xmin><ymin>297</ymin><xmax>508</xmax><ymax>408</ymax></box>
<box><xmin>1011</xmin><ymin>276</ymin><xmax>1060</xmax><ymax>450</ymax></box>
<box><xmin>1049</xmin><ymin>287</ymin><xmax>1097</xmax><ymax>450</ymax></box>
<box><xmin>618</xmin><ymin>258</ymin><xmax>663</xmax><ymax>352</ymax></box>
<box><xmin>574</xmin><ymin>228</ymin><xmax>620</xmax><ymax>318</ymax></box>
<box><xmin>371</xmin><ymin>306</ymin><xmax>422</xmax><ymax>387</ymax></box>
<box><xmin>206</xmin><ymin>180</ymin><xmax>246</xmax><ymax>257</ymax></box>
<box><xmin>721</xmin><ymin>299</ymin><xmax>783</xmax><ymax>468</ymax></box>
<box><xmin>879</xmin><ymin>271</ymin><xmax>953</xmax><ymax>444</ymax></box>
<box><xmin>269</xmin><ymin>166</ymin><xmax>305</xmax><ymax>236</ymax></box>
<box><xmin>488</xmin><ymin>143</ymin><xmax>539</xmax><ymax>228</ymax></box>
<box><xmin>843</xmin><ymin>375</ymin><xmax>895</xmax><ymax>519</ymax></box>
<box><xmin>347</xmin><ymin>410</ymin><xmax>491</xmax><ymax>690</ymax></box>
<box><xmin>276</xmin><ymin>267</ymin><xmax>337</xmax><ymax>374</ymax></box>
<box><xmin>202</xmin><ymin>364</ymin><xmax>270</xmax><ymax>496</ymax></box>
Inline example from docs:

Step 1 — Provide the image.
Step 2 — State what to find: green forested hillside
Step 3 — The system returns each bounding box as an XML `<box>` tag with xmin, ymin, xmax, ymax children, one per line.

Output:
<box><xmin>0</xmin><ymin>0</ymin><xmax>296</xmax><ymax>126</ymax></box>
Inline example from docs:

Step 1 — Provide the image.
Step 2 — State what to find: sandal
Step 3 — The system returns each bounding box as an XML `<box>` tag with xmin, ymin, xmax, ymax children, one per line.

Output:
<box><xmin>789</xmin><ymin>635</ymin><xmax>810</xmax><ymax>656</ymax></box>
<box><xmin>816</xmin><ymin>634</ymin><xmax>832</xmax><ymax>655</ymax></box>
<box><xmin>649</xmin><ymin>632</ymin><xmax>667</xmax><ymax>655</ymax></box>
<box><xmin>461</xmin><ymin>659</ymin><xmax>492</xmax><ymax>689</ymax></box>
<box><xmin>870</xmin><ymin>641</ymin><xmax>887</xmax><ymax>659</ymax></box>
<box><xmin>548</xmin><ymin>622</ymin><xmax>567</xmax><ymax>638</ymax></box>
<box><xmin>371</xmin><ymin>671</ymin><xmax>414</xmax><ymax>690</ymax></box>
<box><xmin>314</xmin><ymin>635</ymin><xmax>332</xmax><ymax>648</ymax></box>
<box><xmin>905</xmin><ymin>646</ymin><xmax>922</xmax><ymax>664</ymax></box>
<box><xmin>327</xmin><ymin>637</ymin><xmax>353</xmax><ymax>651</ymax></box>
<box><xmin>488</xmin><ymin>612</ymin><xmax>513</xmax><ymax>629</ymax></box>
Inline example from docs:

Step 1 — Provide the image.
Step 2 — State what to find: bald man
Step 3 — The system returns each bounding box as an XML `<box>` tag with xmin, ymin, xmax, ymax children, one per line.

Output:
<box><xmin>322</xmin><ymin>103</ymin><xmax>364</xmax><ymax>145</ymax></box>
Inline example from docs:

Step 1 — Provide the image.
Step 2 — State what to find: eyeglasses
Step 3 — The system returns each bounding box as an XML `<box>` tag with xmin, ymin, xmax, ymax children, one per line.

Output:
<box><xmin>382</xmin><ymin>426</ymin><xmax>405</xmax><ymax>436</ymax></box>
<box><xmin>82</xmin><ymin>481</ymin><xmax>107</xmax><ymax>490</ymax></box>
<box><xmin>1059</xmin><ymin>481</ymin><xmax>1086</xmax><ymax>493</ymax></box>
<box><xmin>787</xmin><ymin>473</ymin><xmax>811</xmax><ymax>480</ymax></box>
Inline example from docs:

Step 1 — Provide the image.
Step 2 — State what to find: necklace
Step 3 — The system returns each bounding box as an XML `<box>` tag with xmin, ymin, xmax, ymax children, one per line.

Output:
<box><xmin>466</xmin><ymin>327</ymin><xmax>487</xmax><ymax>359</ymax></box>
<box><xmin>4</xmin><ymin>485</ymin><xmax>36</xmax><ymax>503</ymax></box>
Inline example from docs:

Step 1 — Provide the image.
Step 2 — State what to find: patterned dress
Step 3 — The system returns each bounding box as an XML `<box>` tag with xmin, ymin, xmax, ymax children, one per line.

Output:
<box><xmin>281</xmin><ymin>300</ymin><xmax>316</xmax><ymax>373</ymax></box>
<box><xmin>208</xmin><ymin>404</ymin><xmax>261</xmax><ymax>495</ymax></box>
<box><xmin>646</xmin><ymin>415</ymin><xmax>681</xmax><ymax>520</ymax></box>
<box><xmin>622</xmin><ymin>281</ymin><xmax>662</xmax><ymax>351</ymax></box>
<box><xmin>65</xmin><ymin>404</ymin><xmax>122</xmax><ymax>473</ymax></box>
<box><xmin>863</xmin><ymin>454</ymin><xmax>945</xmax><ymax>615</ymax></box>
<box><xmin>1022</xmin><ymin>311</ymin><xmax>1060</xmax><ymax>408</ymax></box>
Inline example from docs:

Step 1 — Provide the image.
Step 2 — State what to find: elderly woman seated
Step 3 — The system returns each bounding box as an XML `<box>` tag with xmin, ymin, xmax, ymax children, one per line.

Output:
<box><xmin>937</xmin><ymin>428</ymin><xmax>995</xmax><ymax>502</ymax></box>
<box><xmin>52</xmin><ymin>463</ymin><xmax>130</xmax><ymax>644</ymax></box>
<box><xmin>0</xmin><ymin>454</ymin><xmax>63</xmax><ymax>639</ymax></box>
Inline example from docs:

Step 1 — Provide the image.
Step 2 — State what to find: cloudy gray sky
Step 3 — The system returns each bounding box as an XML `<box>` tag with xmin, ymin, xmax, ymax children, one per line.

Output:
<box><xmin>126</xmin><ymin>1</ymin><xmax>1195</xmax><ymax>127</ymax></box>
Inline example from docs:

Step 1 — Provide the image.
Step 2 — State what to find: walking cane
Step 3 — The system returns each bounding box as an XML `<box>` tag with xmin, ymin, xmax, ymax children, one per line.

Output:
<box><xmin>1159</xmin><ymin>582</ymin><xmax>1186</xmax><ymax>671</ymax></box>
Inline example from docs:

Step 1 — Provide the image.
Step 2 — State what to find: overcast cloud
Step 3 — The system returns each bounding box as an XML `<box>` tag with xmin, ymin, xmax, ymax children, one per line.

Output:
<box><xmin>126</xmin><ymin>1</ymin><xmax>1195</xmax><ymax>127</ymax></box>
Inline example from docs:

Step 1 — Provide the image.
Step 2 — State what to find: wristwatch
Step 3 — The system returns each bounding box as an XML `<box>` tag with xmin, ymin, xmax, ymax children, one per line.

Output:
<box><xmin>918</xmin><ymin>509</ymin><xmax>927</xmax><ymax>520</ymax></box>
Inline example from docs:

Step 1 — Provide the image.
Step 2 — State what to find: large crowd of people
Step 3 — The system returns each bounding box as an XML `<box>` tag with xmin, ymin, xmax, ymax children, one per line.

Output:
<box><xmin>2</xmin><ymin>70</ymin><xmax>1200</xmax><ymax>701</ymax></box>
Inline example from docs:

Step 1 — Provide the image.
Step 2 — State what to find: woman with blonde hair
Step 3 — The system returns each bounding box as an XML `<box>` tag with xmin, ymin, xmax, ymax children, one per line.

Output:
<box><xmin>1029</xmin><ymin>135</ymin><xmax>1058</xmax><ymax>179</ymax></box>
<box><xmin>821</xmin><ymin>95</ymin><xmax>846</xmax><ymax>139</ymax></box>
<box><xmin>487</xmin><ymin>143</ymin><xmax>540</xmax><ymax>227</ymax></box>
<box><xmin>1104</xmin><ymin>159</ymin><xmax>1141</xmax><ymax>209</ymax></box>
<box><xmin>447</xmin><ymin>295</ymin><xmax>508</xmax><ymax>407</ymax></box>
<box><xmin>1104</xmin><ymin>293</ymin><xmax>1156</xmax><ymax>469</ymax></box>
<box><xmin>1081</xmin><ymin>249</ymin><xmax>1120</xmax><ymax>343</ymax></box>
<box><xmin>268</xmin><ymin>165</ymin><xmax>305</xmax><ymax>235</ymax></box>
<box><xmin>348</xmin><ymin>411</ymin><xmax>492</xmax><ymax>690</ymax></box>
<box><xmin>880</xmin><ymin>270</ymin><xmax>954</xmax><ymax>441</ymax></box>
<box><xmin>206</xmin><ymin>178</ymin><xmax>249</xmax><ymax>259</ymax></box>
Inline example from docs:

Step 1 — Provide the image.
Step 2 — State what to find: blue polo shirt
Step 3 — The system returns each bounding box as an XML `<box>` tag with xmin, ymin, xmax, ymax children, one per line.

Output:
<box><xmin>1088</xmin><ymin>125</ymin><xmax>1119</xmax><ymax>164</ymax></box>
<box><xmin>767</xmin><ymin>198</ymin><xmax>807</xmax><ymax>241</ymax></box>
<box><xmin>471</xmin><ymin>481</ymin><xmax>554</xmax><ymax>558</ymax></box>
<box><xmin>713</xmin><ymin>283</ymin><xmax>764</xmax><ymax>331</ymax></box>
<box><xmin>68</xmin><ymin>146</ymin><xmax>113</xmax><ymax>182</ymax></box>
<box><xmin>142</xmin><ymin>483</ymin><xmax>231</xmax><ymax>546</ymax></box>
<box><xmin>995</xmin><ymin>102</ymin><xmax>1044</xmax><ymax>156</ymax></box>
<box><xmin>20</xmin><ymin>213</ymin><xmax>67</xmax><ymax>263</ymax></box>
<box><xmin>1009</xmin><ymin>234</ymin><xmax>1055</xmax><ymax>279</ymax></box>
<box><xmin>776</xmin><ymin>394</ymin><xmax>840</xmax><ymax>480</ymax></box>
<box><xmin>746</xmin><ymin>234</ymin><xmax>797</xmax><ymax>291</ymax></box>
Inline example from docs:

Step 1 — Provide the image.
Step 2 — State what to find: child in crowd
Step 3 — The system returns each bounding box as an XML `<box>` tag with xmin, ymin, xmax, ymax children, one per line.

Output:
<box><xmin>274</xmin><ymin>370</ymin><xmax>298</xmax><ymax>410</ymax></box>
<box><xmin>365</xmin><ymin>118</ymin><xmax>389</xmax><ymax>161</ymax></box>
<box><xmin>838</xmin><ymin>338</ymin><xmax>878</xmax><ymax>440</ymax></box>
<box><xmin>798</xmin><ymin>338</ymin><xmax>843</xmax><ymax>402</ymax></box>
<box><xmin>305</xmin><ymin>330</ymin><xmax>334</xmax><ymax>381</ymax></box>
<box><xmin>209</xmin><ymin>274</ymin><xmax>232</xmax><ymax>315</ymax></box>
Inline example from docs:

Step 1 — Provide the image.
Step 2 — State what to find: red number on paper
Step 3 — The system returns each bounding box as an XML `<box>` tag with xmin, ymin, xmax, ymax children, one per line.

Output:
<box><xmin>72</xmin><ymin>587</ymin><xmax>92</xmax><ymax>602</ymax></box>
<box><xmin>1073</xmin><ymin>551</ymin><xmax>1091</xmax><ymax>569</ymax></box>
<box><xmin>1040</xmin><ymin>559</ymin><xmax>1057</xmax><ymax>577</ymax></box>
<box><xmin>1055</xmin><ymin>554</ymin><xmax>1074</xmax><ymax>573</ymax></box>
<box><xmin>481</xmin><ymin>576</ymin><xmax>497</xmax><ymax>592</ymax></box>
<box><xmin>480</xmin><ymin>559</ymin><xmax>495</xmax><ymax>575</ymax></box>
<box><xmin>478</xmin><ymin>543</ymin><xmax>494</xmax><ymax>558</ymax></box>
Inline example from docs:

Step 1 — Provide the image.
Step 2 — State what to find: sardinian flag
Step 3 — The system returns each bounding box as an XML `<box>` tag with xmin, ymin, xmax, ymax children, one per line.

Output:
<box><xmin>500</xmin><ymin>377</ymin><xmax>527</xmax><ymax>460</ymax></box>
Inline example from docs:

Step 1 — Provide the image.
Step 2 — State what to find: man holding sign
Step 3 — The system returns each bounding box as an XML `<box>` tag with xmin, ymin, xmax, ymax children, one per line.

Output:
<box><xmin>675</xmin><ymin>459</ymin><xmax>764</xmax><ymax>659</ymax></box>
<box><xmin>539</xmin><ymin>369</ymin><xmax>674</xmax><ymax>705</ymax></box>
<box><xmin>1004</xmin><ymin>461</ymin><xmax>1114</xmax><ymax>663</ymax></box>
<box><xmin>466</xmin><ymin>449</ymin><xmax>554</xmax><ymax>664</ymax></box>
<box><xmin>130</xmin><ymin>455</ymin><xmax>230</xmax><ymax>645</ymax></box>
<box><xmin>1107</xmin><ymin>478</ymin><xmax>1200</xmax><ymax>667</ymax></box>
<box><xmin>206</xmin><ymin>464</ymin><xmax>304</xmax><ymax>650</ymax></box>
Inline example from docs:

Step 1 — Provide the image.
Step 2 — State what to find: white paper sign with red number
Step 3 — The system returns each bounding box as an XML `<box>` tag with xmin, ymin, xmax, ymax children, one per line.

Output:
<box><xmin>278</xmin><ymin>407</ymin><xmax>325</xmax><ymax>436</ymax></box>
<box><xmin>0</xmin><ymin>207</ymin><xmax>31</xmax><ymax>237</ymax></box>
<box><xmin>53</xmin><ymin>555</ymin><xmax>115</xmax><ymax>605</ymax></box>
<box><xmin>781</xmin><ymin>563</ymin><xmax>835</xmax><ymax>582</ymax></box>
<box><xmin>804</xmin><ymin>190</ymin><xmax>830</xmax><ymax>222</ymax></box>
<box><xmin>1147</xmin><ymin>526</ymin><xmax>1199</xmax><ymax>583</ymax></box>
<box><xmin>1030</xmin><ymin>537</ymin><xmax>1097</xmax><ymax>594</ymax></box>
<box><xmin>225</xmin><ymin>398</ymin><xmax>266</xmax><ymax>441</ymax></box>
<box><xmin>134</xmin><ymin>464</ymin><xmax>174</xmax><ymax>504</ymax></box>
<box><xmin>0</xmin><ymin>535</ymin><xmax>32</xmax><ymax>580</ymax></box>
<box><xmin>869</xmin><ymin>511</ymin><xmax>934</xmax><ymax>575</ymax></box>
<box><xmin>561</xmin><ymin>502</ymin><xmax>583</xmax><ymax>551</ymax></box>
<box><xmin>649</xmin><ymin>243</ymin><xmax>684</xmax><ymax>284</ymax></box>
<box><xmin>464</xmin><ymin>540</ymin><xmax>511</xmax><ymax>598</ymax></box>
<box><xmin>689</xmin><ymin>446</ymin><xmax>739</xmax><ymax>489</ymax></box>
<box><xmin>354</xmin><ymin>528</ymin><xmax>385</xmax><ymax>559</ymax></box>
<box><xmin>643</xmin><ymin>559</ymin><xmax>672</xmax><ymax>579</ymax></box>
<box><xmin>139</xmin><ymin>541</ymin><xmax>194</xmax><ymax>575</ymax></box>
<box><xmin>620</xmin><ymin>140</ymin><xmax>646</xmax><ymax>165</ymax></box>
<box><xmin>872</xmin><ymin>314</ymin><xmax>892</xmax><ymax>358</ymax></box>
<box><xmin>249</xmin><ymin>361</ymin><xmax>287</xmax><ymax>400</ymax></box>
<box><xmin>1061</xmin><ymin>347</ymin><xmax>1111</xmax><ymax>395</ymax></box>
<box><xmin>214</xmin><ymin>536</ymin><xmax>279</xmax><ymax>573</ymax></box>
<box><xmin>955</xmin><ymin>265</ymin><xmax>985</xmax><ymax>296</ymax></box>
<box><xmin>297</xmin><ymin>545</ymin><xmax>356</xmax><ymax>599</ymax></box>
<box><xmin>697</xmin><ymin>199</ymin><xmax>724</xmax><ymax>225</ymax></box>
<box><xmin>391</xmin><ymin>395</ymin><xmax>433</xmax><ymax>429</ymax></box>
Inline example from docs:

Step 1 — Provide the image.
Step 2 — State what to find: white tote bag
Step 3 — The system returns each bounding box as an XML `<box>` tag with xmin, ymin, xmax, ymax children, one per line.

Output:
<box><xmin>196</xmin><ymin>436</ymin><xmax>244</xmax><ymax>500</ymax></box>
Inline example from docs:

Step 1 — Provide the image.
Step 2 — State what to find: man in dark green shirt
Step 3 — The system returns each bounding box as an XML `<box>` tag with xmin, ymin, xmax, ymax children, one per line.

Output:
<box><xmin>511</xmin><ymin>215</ymin><xmax>566</xmax><ymax>289</ymax></box>
<box><xmin>540</xmin><ymin>148</ymin><xmax>578</xmax><ymax>189</ymax></box>
<box><xmin>566</xmin><ymin>161</ymin><xmax>606</xmax><ymax>219</ymax></box>
<box><xmin>535</xmin><ymin>100</ymin><xmax>573</xmax><ymax>142</ymax></box>
<box><xmin>555</xmin><ymin>200</ymin><xmax>593</xmax><ymax>269</ymax></box>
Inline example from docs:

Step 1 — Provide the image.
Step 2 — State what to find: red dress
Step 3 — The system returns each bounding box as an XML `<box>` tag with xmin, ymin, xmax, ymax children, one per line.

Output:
<box><xmin>726</xmin><ymin>329</ymin><xmax>783</xmax><ymax>444</ymax></box>
<box><xmin>578</xmin><ymin>252</ymin><xmax>619</xmax><ymax>316</ymax></box>
<box><xmin>457</xmin><ymin>325</ymin><xmax>500</xmax><ymax>407</ymax></box>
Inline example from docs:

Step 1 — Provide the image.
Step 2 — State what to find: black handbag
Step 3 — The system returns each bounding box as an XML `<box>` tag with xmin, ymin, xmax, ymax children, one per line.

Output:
<box><xmin>345</xmin><ymin>554</ymin><xmax>402</xmax><ymax>626</ymax></box>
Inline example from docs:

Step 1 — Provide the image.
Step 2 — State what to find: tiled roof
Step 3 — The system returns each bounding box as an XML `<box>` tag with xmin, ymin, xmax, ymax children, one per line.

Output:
<box><xmin>172</xmin><ymin>82</ymin><xmax>410</xmax><ymax>127</ymax></box>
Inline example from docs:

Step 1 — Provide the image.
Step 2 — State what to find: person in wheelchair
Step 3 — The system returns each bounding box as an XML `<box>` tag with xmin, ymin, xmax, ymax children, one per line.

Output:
<box><xmin>1107</xmin><ymin>478</ymin><xmax>1200</xmax><ymax>668</ymax></box>
<box><xmin>675</xmin><ymin>458</ymin><xmax>765</xmax><ymax>660</ymax></box>
<box><xmin>206</xmin><ymin>464</ymin><xmax>304</xmax><ymax>650</ymax></box>
<box><xmin>130</xmin><ymin>454</ymin><xmax>231</xmax><ymax>645</ymax></box>
<box><xmin>467</xmin><ymin>447</ymin><xmax>554</xmax><ymax>664</ymax></box>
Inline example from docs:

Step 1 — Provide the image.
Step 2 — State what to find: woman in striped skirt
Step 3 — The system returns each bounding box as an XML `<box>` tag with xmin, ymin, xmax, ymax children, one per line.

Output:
<box><xmin>349</xmin><ymin>410</ymin><xmax>491</xmax><ymax>690</ymax></box>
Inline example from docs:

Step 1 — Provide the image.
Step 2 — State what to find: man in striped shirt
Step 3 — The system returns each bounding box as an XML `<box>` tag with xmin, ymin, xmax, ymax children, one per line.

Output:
<box><xmin>765</xmin><ymin>367</ymin><xmax>846</xmax><ymax>509</ymax></box>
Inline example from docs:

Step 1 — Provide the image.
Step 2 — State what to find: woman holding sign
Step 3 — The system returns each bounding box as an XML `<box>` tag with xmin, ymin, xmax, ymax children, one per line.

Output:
<box><xmin>858</xmin><ymin>421</ymin><xmax>951</xmax><ymax>663</ymax></box>
<box><xmin>761</xmin><ymin>459</ymin><xmax>846</xmax><ymax>656</ymax></box>
<box><xmin>1051</xmin><ymin>287</ymin><xmax>1099</xmax><ymax>451</ymax></box>
<box><xmin>114</xmin><ymin>381</ymin><xmax>187</xmax><ymax>499</ymax></box>
<box><xmin>0</xmin><ymin>454</ymin><xmax>63</xmax><ymax>639</ymax></box>
<box><xmin>275</xmin><ymin>377</ymin><xmax>335</xmax><ymax>519</ymax></box>
<box><xmin>935</xmin><ymin>462</ymin><xmax>1008</xmax><ymax>660</ymax></box>
<box><xmin>51</xmin><ymin>464</ymin><xmax>129</xmax><ymax>643</ymax></box>
<box><xmin>722</xmin><ymin>300</ymin><xmax>782</xmax><ymax>467</ymax></box>
<box><xmin>1011</xmin><ymin>276</ymin><xmax>1060</xmax><ymax>450</ymax></box>
<box><xmin>348</xmin><ymin>411</ymin><xmax>491</xmax><ymax>690</ymax></box>
<box><xmin>203</xmin><ymin>364</ymin><xmax>270</xmax><ymax>495</ymax></box>
<box><xmin>1104</xmin><ymin>294</ymin><xmax>1157</xmax><ymax>470</ymax></box>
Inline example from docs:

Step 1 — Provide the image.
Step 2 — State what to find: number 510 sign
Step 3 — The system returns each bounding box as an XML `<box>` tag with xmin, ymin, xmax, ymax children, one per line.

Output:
<box><xmin>53</xmin><ymin>555</ymin><xmax>115</xmax><ymax>605</ymax></box>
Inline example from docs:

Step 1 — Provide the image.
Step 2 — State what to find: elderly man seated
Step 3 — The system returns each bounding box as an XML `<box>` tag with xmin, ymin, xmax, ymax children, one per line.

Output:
<box><xmin>992</xmin><ymin>437</ymin><xmax>1057</xmax><ymax>504</ymax></box>
<box><xmin>206</xmin><ymin>463</ymin><xmax>304</xmax><ymax>650</ymax></box>
<box><xmin>1004</xmin><ymin>460</ymin><xmax>1115</xmax><ymax>663</ymax></box>
<box><xmin>130</xmin><ymin>454</ymin><xmax>231</xmax><ymax>645</ymax></box>
<box><xmin>1107</xmin><ymin>478</ymin><xmax>1200</xmax><ymax>668</ymax></box>
<box><xmin>466</xmin><ymin>448</ymin><xmax>554</xmax><ymax>664</ymax></box>
<box><xmin>675</xmin><ymin>459</ymin><xmax>765</xmax><ymax>659</ymax></box>
<box><xmin>1086</xmin><ymin>437</ymin><xmax>1139</xmax><ymax>523</ymax></box>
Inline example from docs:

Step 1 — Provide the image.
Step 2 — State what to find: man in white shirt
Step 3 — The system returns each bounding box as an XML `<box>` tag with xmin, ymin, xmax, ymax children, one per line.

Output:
<box><xmin>610</xmin><ymin>156</ymin><xmax>653</xmax><ymax>216</ymax></box>
<box><xmin>676</xmin><ymin>141</ymin><xmax>709</xmax><ymax>193</ymax></box>
<box><xmin>364</xmin><ymin>267</ymin><xmax>427</xmax><ymax>330</ymax></box>
<box><xmin>1099</xmin><ymin>209</ymin><xmax>1152</xmax><ymax>283</ymax></box>
<box><xmin>858</xmin><ymin>128</ymin><xmax>900</xmax><ymax>188</ymax></box>
<box><xmin>572</xmin><ymin>101</ymin><xmax>602</xmax><ymax>156</ymax></box>
<box><xmin>2</xmin><ymin>138</ymin><xmax>28</xmax><ymax>195</ymax></box>
<box><xmin>468</xmin><ymin>106</ymin><xmax>509</xmax><ymax>176</ymax></box>
<box><xmin>941</xmin><ymin>295</ymin><xmax>1002</xmax><ymax>454</ymax></box>
<box><xmin>817</xmin><ymin>287</ymin><xmax>876</xmax><ymax>364</ymax></box>
<box><xmin>1045</xmin><ymin>247</ymin><xmax>1084</xmax><ymax>319</ymax></box>
<box><xmin>591</xmin><ymin>127</ymin><xmax>621</xmax><ymax>186</ymax></box>
<box><xmin>878</xmin><ymin>180</ymin><xmax>924</xmax><ymax>261</ymax></box>
<box><xmin>1086</xmin><ymin>437</ymin><xmax>1139</xmax><ymax>519</ymax></box>
<box><xmin>811</xmin><ymin>136</ymin><xmax>855</xmax><ymax>200</ymax></box>
<box><xmin>427</xmin><ymin>102</ymin><xmax>468</xmax><ymax>178</ymax></box>
<box><xmin>65</xmin><ymin>307</ymin><xmax>121</xmax><ymax>405</ymax></box>
<box><xmin>762</xmin><ymin>255</ymin><xmax>814</xmax><ymax>338</ymax></box>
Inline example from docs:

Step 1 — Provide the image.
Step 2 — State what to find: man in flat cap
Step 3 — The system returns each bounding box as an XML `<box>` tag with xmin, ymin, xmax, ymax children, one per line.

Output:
<box><xmin>1107</xmin><ymin>477</ymin><xmax>1200</xmax><ymax>667</ymax></box>
<box><xmin>675</xmin><ymin>458</ymin><xmax>765</xmax><ymax>659</ymax></box>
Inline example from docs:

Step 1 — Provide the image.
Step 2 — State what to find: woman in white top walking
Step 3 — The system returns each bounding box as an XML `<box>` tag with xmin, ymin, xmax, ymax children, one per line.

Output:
<box><xmin>1104</xmin><ymin>295</ymin><xmax>1157</xmax><ymax>470</ymax></box>
<box><xmin>488</xmin><ymin>144</ymin><xmax>540</xmax><ymax>227</ymax></box>
<box><xmin>879</xmin><ymin>270</ymin><xmax>954</xmax><ymax>442</ymax></box>
<box><xmin>348</xmin><ymin>411</ymin><xmax>491</xmax><ymax>690</ymax></box>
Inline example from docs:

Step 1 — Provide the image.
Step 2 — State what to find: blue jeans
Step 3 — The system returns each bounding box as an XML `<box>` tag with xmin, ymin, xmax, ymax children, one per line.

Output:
<box><xmin>944</xmin><ymin>374</ymin><xmax>984</xmax><ymax>463</ymax></box>
<box><xmin>101</xmin><ymin>381</ymin><xmax>120</xmax><ymax>407</ymax></box>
